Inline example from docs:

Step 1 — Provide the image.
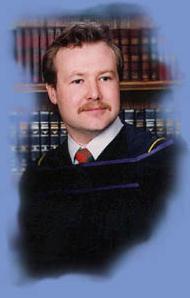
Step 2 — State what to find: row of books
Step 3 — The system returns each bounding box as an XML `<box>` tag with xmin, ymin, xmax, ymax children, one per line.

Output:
<box><xmin>10</xmin><ymin>108</ymin><xmax>180</xmax><ymax>174</ymax></box>
<box><xmin>16</xmin><ymin>13</ymin><xmax>153</xmax><ymax>30</ymax></box>
<box><xmin>10</xmin><ymin>111</ymin><xmax>67</xmax><ymax>174</ymax></box>
<box><xmin>13</xmin><ymin>23</ymin><xmax>178</xmax><ymax>84</ymax></box>
<box><xmin>121</xmin><ymin>108</ymin><xmax>180</xmax><ymax>136</ymax></box>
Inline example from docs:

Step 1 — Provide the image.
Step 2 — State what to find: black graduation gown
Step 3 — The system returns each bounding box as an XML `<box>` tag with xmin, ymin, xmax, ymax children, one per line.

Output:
<box><xmin>18</xmin><ymin>124</ymin><xmax>178</xmax><ymax>278</ymax></box>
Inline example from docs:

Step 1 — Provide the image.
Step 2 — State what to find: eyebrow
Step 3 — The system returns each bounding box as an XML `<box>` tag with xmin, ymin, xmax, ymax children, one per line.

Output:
<box><xmin>99</xmin><ymin>70</ymin><xmax>116</xmax><ymax>75</ymax></box>
<box><xmin>68</xmin><ymin>70</ymin><xmax>116</xmax><ymax>78</ymax></box>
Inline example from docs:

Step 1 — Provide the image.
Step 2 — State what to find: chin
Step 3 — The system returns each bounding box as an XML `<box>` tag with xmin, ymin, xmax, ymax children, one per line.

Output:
<box><xmin>85</xmin><ymin>122</ymin><xmax>111</xmax><ymax>133</ymax></box>
<box><xmin>89</xmin><ymin>117</ymin><xmax>115</xmax><ymax>129</ymax></box>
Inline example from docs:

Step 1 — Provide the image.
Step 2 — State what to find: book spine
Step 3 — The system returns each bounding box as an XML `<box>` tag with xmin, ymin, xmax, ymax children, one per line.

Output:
<box><xmin>149</xmin><ymin>30</ymin><xmax>159</xmax><ymax>81</ymax></box>
<box><xmin>30</xmin><ymin>111</ymin><xmax>41</xmax><ymax>161</ymax></box>
<box><xmin>39</xmin><ymin>111</ymin><xmax>50</xmax><ymax>154</ymax></box>
<box><xmin>10</xmin><ymin>112</ymin><xmax>20</xmax><ymax>174</ymax></box>
<box><xmin>164</xmin><ymin>107</ymin><xmax>175</xmax><ymax>136</ymax></box>
<box><xmin>16</xmin><ymin>111</ymin><xmax>30</xmax><ymax>172</ymax></box>
<box><xmin>145</xmin><ymin>108</ymin><xmax>157</xmax><ymax>135</ymax></box>
<box><xmin>120</xmin><ymin>29</ymin><xmax>130</xmax><ymax>81</ymax></box>
<box><xmin>140</xmin><ymin>28</ymin><xmax>152</xmax><ymax>81</ymax></box>
<box><xmin>47</xmin><ymin>27</ymin><xmax>55</xmax><ymax>47</ymax></box>
<box><xmin>31</xmin><ymin>27</ymin><xmax>40</xmax><ymax>83</ymax></box>
<box><xmin>23</xmin><ymin>27</ymin><xmax>32</xmax><ymax>82</ymax></box>
<box><xmin>158</xmin><ymin>39</ymin><xmax>172</xmax><ymax>81</ymax></box>
<box><xmin>134</xmin><ymin>109</ymin><xmax>146</xmax><ymax>129</ymax></box>
<box><xmin>130</xmin><ymin>29</ymin><xmax>142</xmax><ymax>81</ymax></box>
<box><xmin>124</xmin><ymin>109</ymin><xmax>135</xmax><ymax>125</ymax></box>
<box><xmin>49</xmin><ymin>111</ymin><xmax>60</xmax><ymax>149</ymax></box>
<box><xmin>55</xmin><ymin>26</ymin><xmax>63</xmax><ymax>38</ymax></box>
<box><xmin>112</xmin><ymin>28</ymin><xmax>120</xmax><ymax>47</ymax></box>
<box><xmin>39</xmin><ymin>27</ymin><xmax>47</xmax><ymax>83</ymax></box>
<box><xmin>58</xmin><ymin>114</ymin><xmax>67</xmax><ymax>144</ymax></box>
<box><xmin>14</xmin><ymin>27</ymin><xmax>26</xmax><ymax>81</ymax></box>
<box><xmin>155</xmin><ymin>108</ymin><xmax>167</xmax><ymax>137</ymax></box>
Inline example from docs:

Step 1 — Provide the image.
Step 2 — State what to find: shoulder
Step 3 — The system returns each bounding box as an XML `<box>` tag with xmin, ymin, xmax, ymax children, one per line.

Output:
<box><xmin>122</xmin><ymin>123</ymin><xmax>167</xmax><ymax>157</ymax></box>
<box><xmin>19</xmin><ymin>141</ymin><xmax>69</xmax><ymax>192</ymax></box>
<box><xmin>36</xmin><ymin>139</ymin><xmax>70</xmax><ymax>168</ymax></box>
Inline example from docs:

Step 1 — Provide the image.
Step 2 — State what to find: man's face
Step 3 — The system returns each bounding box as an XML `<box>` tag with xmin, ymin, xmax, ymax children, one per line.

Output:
<box><xmin>47</xmin><ymin>41</ymin><xmax>120</xmax><ymax>144</ymax></box>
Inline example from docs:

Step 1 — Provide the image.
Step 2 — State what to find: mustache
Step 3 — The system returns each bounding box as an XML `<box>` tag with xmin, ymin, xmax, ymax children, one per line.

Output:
<box><xmin>78</xmin><ymin>102</ymin><xmax>112</xmax><ymax>114</ymax></box>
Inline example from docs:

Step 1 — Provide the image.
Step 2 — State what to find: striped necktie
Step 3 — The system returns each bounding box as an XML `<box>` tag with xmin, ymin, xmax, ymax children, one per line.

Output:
<box><xmin>74</xmin><ymin>148</ymin><xmax>94</xmax><ymax>164</ymax></box>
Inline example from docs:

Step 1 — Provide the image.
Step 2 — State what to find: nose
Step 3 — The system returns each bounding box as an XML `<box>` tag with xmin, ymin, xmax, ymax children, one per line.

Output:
<box><xmin>86</xmin><ymin>80</ymin><xmax>101</xmax><ymax>101</ymax></box>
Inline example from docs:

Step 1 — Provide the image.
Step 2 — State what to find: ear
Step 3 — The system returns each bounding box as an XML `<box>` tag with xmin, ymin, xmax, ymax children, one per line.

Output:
<box><xmin>46</xmin><ymin>84</ymin><xmax>58</xmax><ymax>105</ymax></box>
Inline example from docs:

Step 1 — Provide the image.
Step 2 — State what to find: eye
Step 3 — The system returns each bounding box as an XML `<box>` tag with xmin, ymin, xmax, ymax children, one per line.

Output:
<box><xmin>71</xmin><ymin>79</ymin><xmax>84</xmax><ymax>84</ymax></box>
<box><xmin>100</xmin><ymin>76</ymin><xmax>112</xmax><ymax>82</ymax></box>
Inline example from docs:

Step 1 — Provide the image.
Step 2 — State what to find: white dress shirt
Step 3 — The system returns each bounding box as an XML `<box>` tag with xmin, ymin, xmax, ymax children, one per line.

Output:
<box><xmin>68</xmin><ymin>117</ymin><xmax>124</xmax><ymax>164</ymax></box>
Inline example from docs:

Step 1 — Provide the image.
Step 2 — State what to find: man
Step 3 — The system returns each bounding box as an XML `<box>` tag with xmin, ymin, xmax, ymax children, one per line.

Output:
<box><xmin>18</xmin><ymin>22</ymin><xmax>177</xmax><ymax>278</ymax></box>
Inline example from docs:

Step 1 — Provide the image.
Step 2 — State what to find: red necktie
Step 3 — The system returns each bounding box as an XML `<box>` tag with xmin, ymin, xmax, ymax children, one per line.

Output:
<box><xmin>74</xmin><ymin>148</ymin><xmax>94</xmax><ymax>164</ymax></box>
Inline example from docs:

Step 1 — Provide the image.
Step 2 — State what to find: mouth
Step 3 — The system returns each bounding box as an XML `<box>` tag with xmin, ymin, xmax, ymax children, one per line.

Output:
<box><xmin>84</xmin><ymin>107</ymin><xmax>107</xmax><ymax>111</ymax></box>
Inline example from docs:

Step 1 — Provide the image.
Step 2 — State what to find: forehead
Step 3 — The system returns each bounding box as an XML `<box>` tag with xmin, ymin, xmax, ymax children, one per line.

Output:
<box><xmin>54</xmin><ymin>41</ymin><xmax>117</xmax><ymax>73</ymax></box>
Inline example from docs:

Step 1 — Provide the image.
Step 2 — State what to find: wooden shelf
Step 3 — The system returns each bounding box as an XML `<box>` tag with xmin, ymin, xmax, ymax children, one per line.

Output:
<box><xmin>16</xmin><ymin>81</ymin><xmax>179</xmax><ymax>93</ymax></box>
<box><xmin>120</xmin><ymin>81</ymin><xmax>179</xmax><ymax>91</ymax></box>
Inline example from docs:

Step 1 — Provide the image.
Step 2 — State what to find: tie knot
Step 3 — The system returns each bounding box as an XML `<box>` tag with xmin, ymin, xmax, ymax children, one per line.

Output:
<box><xmin>75</xmin><ymin>148</ymin><xmax>94</xmax><ymax>164</ymax></box>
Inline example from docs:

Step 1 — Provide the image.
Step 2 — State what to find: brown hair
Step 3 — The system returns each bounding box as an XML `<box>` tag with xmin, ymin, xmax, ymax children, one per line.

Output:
<box><xmin>42</xmin><ymin>22</ymin><xmax>123</xmax><ymax>87</ymax></box>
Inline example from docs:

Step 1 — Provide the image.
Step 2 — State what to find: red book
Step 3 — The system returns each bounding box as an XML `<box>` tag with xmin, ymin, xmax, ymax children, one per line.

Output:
<box><xmin>140</xmin><ymin>28</ymin><xmax>152</xmax><ymax>81</ymax></box>
<box><xmin>130</xmin><ymin>29</ymin><xmax>141</xmax><ymax>81</ymax></box>
<box><xmin>120</xmin><ymin>29</ymin><xmax>130</xmax><ymax>81</ymax></box>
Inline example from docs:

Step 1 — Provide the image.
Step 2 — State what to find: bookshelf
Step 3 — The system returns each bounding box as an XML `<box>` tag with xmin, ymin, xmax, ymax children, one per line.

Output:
<box><xmin>15</xmin><ymin>80</ymin><xmax>179</xmax><ymax>93</ymax></box>
<box><xmin>11</xmin><ymin>16</ymin><xmax>181</xmax><ymax>175</ymax></box>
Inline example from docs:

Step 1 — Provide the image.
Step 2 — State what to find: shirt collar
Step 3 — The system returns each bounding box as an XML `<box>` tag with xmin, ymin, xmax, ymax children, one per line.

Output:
<box><xmin>68</xmin><ymin>117</ymin><xmax>123</xmax><ymax>163</ymax></box>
